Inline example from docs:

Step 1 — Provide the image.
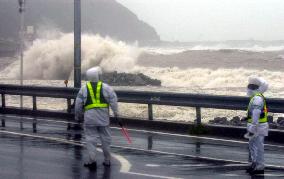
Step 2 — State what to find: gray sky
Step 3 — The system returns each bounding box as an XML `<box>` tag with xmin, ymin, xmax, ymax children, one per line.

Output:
<box><xmin>116</xmin><ymin>0</ymin><xmax>284</xmax><ymax>42</ymax></box>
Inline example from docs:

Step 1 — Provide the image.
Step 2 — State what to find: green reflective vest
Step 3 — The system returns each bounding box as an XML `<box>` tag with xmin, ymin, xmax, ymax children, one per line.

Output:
<box><xmin>247</xmin><ymin>93</ymin><xmax>268</xmax><ymax>123</ymax></box>
<box><xmin>84</xmin><ymin>81</ymin><xmax>109</xmax><ymax>111</ymax></box>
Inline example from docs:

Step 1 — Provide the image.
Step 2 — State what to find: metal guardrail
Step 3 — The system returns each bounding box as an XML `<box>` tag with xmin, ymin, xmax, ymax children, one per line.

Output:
<box><xmin>1</xmin><ymin>84</ymin><xmax>284</xmax><ymax>128</ymax></box>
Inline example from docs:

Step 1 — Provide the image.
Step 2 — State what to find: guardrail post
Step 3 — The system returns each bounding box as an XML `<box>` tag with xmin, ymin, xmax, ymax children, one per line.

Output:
<box><xmin>195</xmin><ymin>107</ymin><xmax>201</xmax><ymax>125</ymax></box>
<box><xmin>19</xmin><ymin>94</ymin><xmax>23</xmax><ymax>130</ymax></box>
<box><xmin>32</xmin><ymin>96</ymin><xmax>37</xmax><ymax>132</ymax></box>
<box><xmin>148</xmin><ymin>104</ymin><xmax>153</xmax><ymax>121</ymax></box>
<box><xmin>67</xmin><ymin>98</ymin><xmax>71</xmax><ymax>130</ymax></box>
<box><xmin>1</xmin><ymin>118</ymin><xmax>5</xmax><ymax>127</ymax></box>
<box><xmin>1</xmin><ymin>93</ymin><xmax>5</xmax><ymax>127</ymax></box>
<box><xmin>67</xmin><ymin>98</ymin><xmax>71</xmax><ymax>113</ymax></box>
<box><xmin>1</xmin><ymin>93</ymin><xmax>5</xmax><ymax>108</ymax></box>
<box><xmin>32</xmin><ymin>118</ymin><xmax>37</xmax><ymax>133</ymax></box>
<box><xmin>147</xmin><ymin>135</ymin><xmax>153</xmax><ymax>150</ymax></box>
<box><xmin>195</xmin><ymin>141</ymin><xmax>201</xmax><ymax>155</ymax></box>
<box><xmin>32</xmin><ymin>96</ymin><xmax>37</xmax><ymax>110</ymax></box>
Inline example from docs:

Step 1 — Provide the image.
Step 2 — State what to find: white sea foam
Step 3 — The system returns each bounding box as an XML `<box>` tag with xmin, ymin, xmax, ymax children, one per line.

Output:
<box><xmin>130</xmin><ymin>66</ymin><xmax>283</xmax><ymax>97</ymax></box>
<box><xmin>1</xmin><ymin>32</ymin><xmax>284</xmax><ymax>122</ymax></box>
<box><xmin>143</xmin><ymin>44</ymin><xmax>284</xmax><ymax>55</ymax></box>
<box><xmin>1</xmin><ymin>33</ymin><xmax>140</xmax><ymax>79</ymax></box>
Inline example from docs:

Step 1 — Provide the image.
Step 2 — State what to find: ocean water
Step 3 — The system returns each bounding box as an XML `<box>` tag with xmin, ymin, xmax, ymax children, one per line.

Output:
<box><xmin>1</xmin><ymin>33</ymin><xmax>284</xmax><ymax>122</ymax></box>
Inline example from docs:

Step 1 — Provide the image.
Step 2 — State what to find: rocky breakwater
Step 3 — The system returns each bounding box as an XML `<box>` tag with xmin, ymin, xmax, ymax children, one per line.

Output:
<box><xmin>83</xmin><ymin>71</ymin><xmax>161</xmax><ymax>86</ymax></box>
<box><xmin>209</xmin><ymin>116</ymin><xmax>284</xmax><ymax>130</ymax></box>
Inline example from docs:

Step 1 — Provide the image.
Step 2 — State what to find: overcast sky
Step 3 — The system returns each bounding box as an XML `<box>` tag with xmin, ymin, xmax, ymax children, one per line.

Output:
<box><xmin>116</xmin><ymin>0</ymin><xmax>284</xmax><ymax>42</ymax></box>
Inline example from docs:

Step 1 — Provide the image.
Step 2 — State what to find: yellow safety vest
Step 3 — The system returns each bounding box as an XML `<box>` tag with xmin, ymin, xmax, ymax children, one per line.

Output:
<box><xmin>247</xmin><ymin>93</ymin><xmax>268</xmax><ymax>123</ymax></box>
<box><xmin>84</xmin><ymin>81</ymin><xmax>109</xmax><ymax>111</ymax></box>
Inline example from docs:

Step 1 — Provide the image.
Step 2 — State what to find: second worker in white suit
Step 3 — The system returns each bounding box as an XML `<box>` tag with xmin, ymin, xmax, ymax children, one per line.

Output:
<box><xmin>245</xmin><ymin>76</ymin><xmax>269</xmax><ymax>175</ymax></box>
<box><xmin>75</xmin><ymin>66</ymin><xmax>121</xmax><ymax>170</ymax></box>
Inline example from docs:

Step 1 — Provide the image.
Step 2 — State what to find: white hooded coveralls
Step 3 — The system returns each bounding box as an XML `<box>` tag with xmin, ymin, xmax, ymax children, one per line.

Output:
<box><xmin>75</xmin><ymin>67</ymin><xmax>118</xmax><ymax>163</ymax></box>
<box><xmin>246</xmin><ymin>77</ymin><xmax>269</xmax><ymax>171</ymax></box>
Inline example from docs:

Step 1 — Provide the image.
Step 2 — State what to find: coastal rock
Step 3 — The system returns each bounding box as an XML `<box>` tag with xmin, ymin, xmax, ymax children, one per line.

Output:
<box><xmin>210</xmin><ymin>117</ymin><xmax>228</xmax><ymax>125</ymax></box>
<box><xmin>269</xmin><ymin>123</ymin><xmax>278</xmax><ymax>129</ymax></box>
<box><xmin>267</xmin><ymin>115</ymin><xmax>274</xmax><ymax>123</ymax></box>
<box><xmin>230</xmin><ymin>116</ymin><xmax>241</xmax><ymax>126</ymax></box>
<box><xmin>83</xmin><ymin>71</ymin><xmax>161</xmax><ymax>86</ymax></box>
<box><xmin>277</xmin><ymin>117</ymin><xmax>284</xmax><ymax>125</ymax></box>
<box><xmin>241</xmin><ymin>117</ymin><xmax>248</xmax><ymax>122</ymax></box>
<box><xmin>277</xmin><ymin>117</ymin><xmax>284</xmax><ymax>129</ymax></box>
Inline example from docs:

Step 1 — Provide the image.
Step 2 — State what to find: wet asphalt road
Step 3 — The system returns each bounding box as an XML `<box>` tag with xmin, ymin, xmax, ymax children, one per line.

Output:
<box><xmin>1</xmin><ymin>114</ymin><xmax>284</xmax><ymax>179</ymax></box>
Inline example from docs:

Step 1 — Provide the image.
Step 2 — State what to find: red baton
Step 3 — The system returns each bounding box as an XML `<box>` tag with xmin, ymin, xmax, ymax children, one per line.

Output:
<box><xmin>121</xmin><ymin>127</ymin><xmax>132</xmax><ymax>144</ymax></box>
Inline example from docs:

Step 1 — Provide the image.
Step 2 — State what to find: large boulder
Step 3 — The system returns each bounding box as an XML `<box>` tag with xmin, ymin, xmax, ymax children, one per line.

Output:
<box><xmin>209</xmin><ymin>117</ymin><xmax>229</xmax><ymax>125</ymax></box>
<box><xmin>277</xmin><ymin>117</ymin><xmax>284</xmax><ymax>124</ymax></box>
<box><xmin>230</xmin><ymin>116</ymin><xmax>242</xmax><ymax>126</ymax></box>
<box><xmin>102</xmin><ymin>72</ymin><xmax>161</xmax><ymax>86</ymax></box>
<box><xmin>82</xmin><ymin>71</ymin><xmax>161</xmax><ymax>86</ymax></box>
<box><xmin>277</xmin><ymin>117</ymin><xmax>284</xmax><ymax>129</ymax></box>
<box><xmin>267</xmin><ymin>116</ymin><xmax>274</xmax><ymax>123</ymax></box>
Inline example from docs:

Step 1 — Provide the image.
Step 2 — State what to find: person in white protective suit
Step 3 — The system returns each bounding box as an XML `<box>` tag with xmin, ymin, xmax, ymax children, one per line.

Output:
<box><xmin>244</xmin><ymin>76</ymin><xmax>269</xmax><ymax>175</ymax></box>
<box><xmin>75</xmin><ymin>66</ymin><xmax>122</xmax><ymax>170</ymax></box>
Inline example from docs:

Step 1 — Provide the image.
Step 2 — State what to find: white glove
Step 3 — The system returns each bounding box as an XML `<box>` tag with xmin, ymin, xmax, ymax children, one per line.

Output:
<box><xmin>244</xmin><ymin>132</ymin><xmax>258</xmax><ymax>140</ymax></box>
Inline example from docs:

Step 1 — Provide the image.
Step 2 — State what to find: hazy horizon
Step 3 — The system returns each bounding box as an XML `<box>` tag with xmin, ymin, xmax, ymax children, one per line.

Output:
<box><xmin>117</xmin><ymin>0</ymin><xmax>284</xmax><ymax>42</ymax></box>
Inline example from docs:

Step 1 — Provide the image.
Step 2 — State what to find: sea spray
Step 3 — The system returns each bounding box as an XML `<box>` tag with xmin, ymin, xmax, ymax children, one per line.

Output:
<box><xmin>131</xmin><ymin>66</ymin><xmax>284</xmax><ymax>97</ymax></box>
<box><xmin>1</xmin><ymin>32</ymin><xmax>284</xmax><ymax>122</ymax></box>
<box><xmin>2</xmin><ymin>33</ymin><xmax>140</xmax><ymax>79</ymax></box>
<box><xmin>143</xmin><ymin>44</ymin><xmax>284</xmax><ymax>55</ymax></box>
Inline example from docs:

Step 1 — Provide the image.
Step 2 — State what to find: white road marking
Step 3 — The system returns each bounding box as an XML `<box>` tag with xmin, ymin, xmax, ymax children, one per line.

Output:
<box><xmin>109</xmin><ymin>144</ymin><xmax>284</xmax><ymax>170</ymax></box>
<box><xmin>224</xmin><ymin>164</ymin><xmax>248</xmax><ymax>167</ymax></box>
<box><xmin>146</xmin><ymin>164</ymin><xmax>161</xmax><ymax>167</ymax></box>
<box><xmin>126</xmin><ymin>172</ymin><xmax>183</xmax><ymax>179</ymax></box>
<box><xmin>0</xmin><ymin>130</ymin><xmax>131</xmax><ymax>173</ymax></box>
<box><xmin>222</xmin><ymin>174</ymin><xmax>240</xmax><ymax>177</ymax></box>
<box><xmin>1</xmin><ymin>114</ymin><xmax>284</xmax><ymax>171</ymax></box>
<box><xmin>2</xmin><ymin>114</ymin><xmax>284</xmax><ymax>149</ymax></box>
<box><xmin>0</xmin><ymin>115</ymin><xmax>78</xmax><ymax>125</ymax></box>
<box><xmin>0</xmin><ymin>130</ymin><xmax>182</xmax><ymax>179</ymax></box>
<box><xmin>261</xmin><ymin>174</ymin><xmax>284</xmax><ymax>177</ymax></box>
<box><xmin>171</xmin><ymin>164</ymin><xmax>208</xmax><ymax>167</ymax></box>
<box><xmin>223</xmin><ymin>173</ymin><xmax>284</xmax><ymax>177</ymax></box>
<box><xmin>111</xmin><ymin>127</ymin><xmax>284</xmax><ymax>149</ymax></box>
<box><xmin>112</xmin><ymin>153</ymin><xmax>132</xmax><ymax>172</ymax></box>
<box><xmin>0</xmin><ymin>130</ymin><xmax>84</xmax><ymax>146</ymax></box>
<box><xmin>4</xmin><ymin>115</ymin><xmax>284</xmax><ymax>148</ymax></box>
<box><xmin>110</xmin><ymin>144</ymin><xmax>247</xmax><ymax>164</ymax></box>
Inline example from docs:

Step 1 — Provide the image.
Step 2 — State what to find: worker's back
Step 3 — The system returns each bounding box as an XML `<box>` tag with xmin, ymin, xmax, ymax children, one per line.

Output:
<box><xmin>76</xmin><ymin>81</ymin><xmax>118</xmax><ymax>126</ymax></box>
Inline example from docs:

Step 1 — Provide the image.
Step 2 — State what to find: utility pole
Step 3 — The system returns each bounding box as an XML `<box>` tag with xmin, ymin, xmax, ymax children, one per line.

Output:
<box><xmin>18</xmin><ymin>0</ymin><xmax>25</xmax><ymax>129</ymax></box>
<box><xmin>74</xmin><ymin>0</ymin><xmax>81</xmax><ymax>88</ymax></box>
<box><xmin>19</xmin><ymin>0</ymin><xmax>25</xmax><ymax>87</ymax></box>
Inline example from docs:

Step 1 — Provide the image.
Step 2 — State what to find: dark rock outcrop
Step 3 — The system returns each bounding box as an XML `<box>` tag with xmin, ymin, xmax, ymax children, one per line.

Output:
<box><xmin>269</xmin><ymin>123</ymin><xmax>278</xmax><ymax>129</ymax></box>
<box><xmin>209</xmin><ymin>117</ymin><xmax>228</xmax><ymax>125</ymax></box>
<box><xmin>82</xmin><ymin>71</ymin><xmax>161</xmax><ymax>86</ymax></box>
<box><xmin>209</xmin><ymin>115</ymin><xmax>284</xmax><ymax>130</ymax></box>
<box><xmin>277</xmin><ymin>117</ymin><xmax>284</xmax><ymax>129</ymax></box>
<box><xmin>277</xmin><ymin>117</ymin><xmax>284</xmax><ymax>124</ymax></box>
<box><xmin>230</xmin><ymin>116</ymin><xmax>241</xmax><ymax>126</ymax></box>
<box><xmin>102</xmin><ymin>71</ymin><xmax>161</xmax><ymax>86</ymax></box>
<box><xmin>267</xmin><ymin>115</ymin><xmax>274</xmax><ymax>123</ymax></box>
